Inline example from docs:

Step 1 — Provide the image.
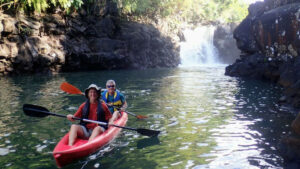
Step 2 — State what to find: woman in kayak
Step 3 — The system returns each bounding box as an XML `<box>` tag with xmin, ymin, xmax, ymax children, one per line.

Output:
<box><xmin>67</xmin><ymin>84</ymin><xmax>117</xmax><ymax>146</ymax></box>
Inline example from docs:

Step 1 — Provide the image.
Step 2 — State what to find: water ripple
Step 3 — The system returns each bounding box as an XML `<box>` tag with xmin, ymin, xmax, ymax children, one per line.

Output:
<box><xmin>0</xmin><ymin>66</ymin><xmax>295</xmax><ymax>169</ymax></box>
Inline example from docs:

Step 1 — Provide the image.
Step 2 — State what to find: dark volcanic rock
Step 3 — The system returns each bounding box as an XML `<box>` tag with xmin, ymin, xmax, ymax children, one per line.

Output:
<box><xmin>0</xmin><ymin>4</ymin><xmax>180</xmax><ymax>75</ymax></box>
<box><xmin>233</xmin><ymin>17</ymin><xmax>259</xmax><ymax>54</ymax></box>
<box><xmin>227</xmin><ymin>1</ymin><xmax>300</xmax><ymax>163</ymax></box>
<box><xmin>226</xmin><ymin>0</ymin><xmax>300</xmax><ymax>108</ymax></box>
<box><xmin>251</xmin><ymin>3</ymin><xmax>300</xmax><ymax>58</ymax></box>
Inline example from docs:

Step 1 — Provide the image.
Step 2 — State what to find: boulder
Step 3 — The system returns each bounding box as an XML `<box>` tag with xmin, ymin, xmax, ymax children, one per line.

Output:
<box><xmin>0</xmin><ymin>44</ymin><xmax>11</xmax><ymax>58</ymax></box>
<box><xmin>2</xmin><ymin>18</ymin><xmax>17</xmax><ymax>34</ymax></box>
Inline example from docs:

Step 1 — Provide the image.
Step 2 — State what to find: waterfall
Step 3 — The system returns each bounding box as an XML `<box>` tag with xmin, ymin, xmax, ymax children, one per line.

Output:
<box><xmin>180</xmin><ymin>26</ymin><xmax>220</xmax><ymax>66</ymax></box>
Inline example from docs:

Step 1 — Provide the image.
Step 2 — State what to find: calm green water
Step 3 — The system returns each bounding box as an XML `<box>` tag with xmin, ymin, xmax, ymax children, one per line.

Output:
<box><xmin>0</xmin><ymin>66</ymin><xmax>296</xmax><ymax>168</ymax></box>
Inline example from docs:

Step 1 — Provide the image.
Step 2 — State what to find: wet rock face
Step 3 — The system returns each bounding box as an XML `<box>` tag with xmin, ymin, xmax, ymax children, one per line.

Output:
<box><xmin>252</xmin><ymin>3</ymin><xmax>300</xmax><ymax>58</ymax></box>
<box><xmin>233</xmin><ymin>2</ymin><xmax>300</xmax><ymax>57</ymax></box>
<box><xmin>61</xmin><ymin>18</ymin><xmax>180</xmax><ymax>71</ymax></box>
<box><xmin>0</xmin><ymin>12</ymin><xmax>67</xmax><ymax>75</ymax></box>
<box><xmin>264</xmin><ymin>0</ymin><xmax>300</xmax><ymax>11</ymax></box>
<box><xmin>0</xmin><ymin>6</ymin><xmax>180</xmax><ymax>75</ymax></box>
<box><xmin>226</xmin><ymin>0</ymin><xmax>300</xmax><ymax>108</ymax></box>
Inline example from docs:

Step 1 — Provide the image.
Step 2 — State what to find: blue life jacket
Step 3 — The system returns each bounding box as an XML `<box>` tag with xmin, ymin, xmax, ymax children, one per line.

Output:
<box><xmin>80</xmin><ymin>99</ymin><xmax>107</xmax><ymax>129</ymax></box>
<box><xmin>102</xmin><ymin>90</ymin><xmax>122</xmax><ymax>112</ymax></box>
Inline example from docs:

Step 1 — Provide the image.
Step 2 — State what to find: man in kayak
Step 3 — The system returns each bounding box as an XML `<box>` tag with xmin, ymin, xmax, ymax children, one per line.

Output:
<box><xmin>101</xmin><ymin>80</ymin><xmax>128</xmax><ymax>120</ymax></box>
<box><xmin>67</xmin><ymin>84</ymin><xmax>117</xmax><ymax>146</ymax></box>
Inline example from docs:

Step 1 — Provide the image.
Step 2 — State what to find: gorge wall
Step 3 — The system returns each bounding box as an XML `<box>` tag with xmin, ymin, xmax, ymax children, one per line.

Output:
<box><xmin>0</xmin><ymin>2</ymin><xmax>180</xmax><ymax>76</ymax></box>
<box><xmin>226</xmin><ymin>0</ymin><xmax>300</xmax><ymax>108</ymax></box>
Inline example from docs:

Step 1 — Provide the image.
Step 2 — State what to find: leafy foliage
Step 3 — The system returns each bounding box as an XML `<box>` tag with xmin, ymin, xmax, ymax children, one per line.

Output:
<box><xmin>115</xmin><ymin>0</ymin><xmax>248</xmax><ymax>23</ymax></box>
<box><xmin>0</xmin><ymin>0</ymin><xmax>83</xmax><ymax>13</ymax></box>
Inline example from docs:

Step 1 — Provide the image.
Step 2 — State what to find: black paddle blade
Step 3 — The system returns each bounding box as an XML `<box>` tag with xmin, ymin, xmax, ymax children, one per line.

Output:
<box><xmin>137</xmin><ymin>128</ymin><xmax>160</xmax><ymax>137</ymax></box>
<box><xmin>23</xmin><ymin>104</ymin><xmax>50</xmax><ymax>117</ymax></box>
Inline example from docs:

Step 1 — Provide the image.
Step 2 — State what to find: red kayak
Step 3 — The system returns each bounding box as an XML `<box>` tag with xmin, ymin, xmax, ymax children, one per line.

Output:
<box><xmin>53</xmin><ymin>112</ymin><xmax>128</xmax><ymax>168</ymax></box>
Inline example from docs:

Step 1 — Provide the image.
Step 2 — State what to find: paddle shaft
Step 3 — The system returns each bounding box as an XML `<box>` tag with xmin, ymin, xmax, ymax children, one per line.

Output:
<box><xmin>125</xmin><ymin>111</ymin><xmax>138</xmax><ymax>117</ymax></box>
<box><xmin>24</xmin><ymin>104</ymin><xmax>160</xmax><ymax>137</ymax></box>
<box><xmin>112</xmin><ymin>105</ymin><xmax>147</xmax><ymax>119</ymax></box>
<box><xmin>112</xmin><ymin>105</ymin><xmax>133</xmax><ymax>116</ymax></box>
<box><xmin>25</xmin><ymin>107</ymin><xmax>139</xmax><ymax>131</ymax></box>
<box><xmin>75</xmin><ymin>117</ymin><xmax>139</xmax><ymax>131</ymax></box>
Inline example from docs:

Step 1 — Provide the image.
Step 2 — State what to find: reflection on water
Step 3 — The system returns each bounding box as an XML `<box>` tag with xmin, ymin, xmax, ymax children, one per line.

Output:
<box><xmin>137</xmin><ymin>137</ymin><xmax>160</xmax><ymax>149</ymax></box>
<box><xmin>0</xmin><ymin>66</ymin><xmax>296</xmax><ymax>168</ymax></box>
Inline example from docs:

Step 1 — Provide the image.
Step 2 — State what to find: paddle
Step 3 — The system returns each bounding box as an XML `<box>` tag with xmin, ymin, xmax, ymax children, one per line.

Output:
<box><xmin>60</xmin><ymin>82</ymin><xmax>148</xmax><ymax>119</ymax></box>
<box><xmin>60</xmin><ymin>82</ymin><xmax>84</xmax><ymax>96</ymax></box>
<box><xmin>114</xmin><ymin>106</ymin><xmax>148</xmax><ymax>119</ymax></box>
<box><xmin>23</xmin><ymin>104</ymin><xmax>160</xmax><ymax>137</ymax></box>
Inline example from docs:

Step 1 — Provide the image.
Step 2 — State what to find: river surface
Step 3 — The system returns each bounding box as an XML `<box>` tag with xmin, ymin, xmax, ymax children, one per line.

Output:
<box><xmin>0</xmin><ymin>65</ymin><xmax>296</xmax><ymax>169</ymax></box>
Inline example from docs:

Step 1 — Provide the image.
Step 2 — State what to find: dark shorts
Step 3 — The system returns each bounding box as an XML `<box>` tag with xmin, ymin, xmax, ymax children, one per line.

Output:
<box><xmin>79</xmin><ymin>125</ymin><xmax>105</xmax><ymax>139</ymax></box>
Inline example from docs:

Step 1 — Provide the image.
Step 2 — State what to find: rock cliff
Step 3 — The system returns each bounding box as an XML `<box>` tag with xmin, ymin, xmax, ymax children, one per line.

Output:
<box><xmin>0</xmin><ymin>3</ymin><xmax>180</xmax><ymax>75</ymax></box>
<box><xmin>226</xmin><ymin>0</ymin><xmax>300</xmax><ymax>108</ymax></box>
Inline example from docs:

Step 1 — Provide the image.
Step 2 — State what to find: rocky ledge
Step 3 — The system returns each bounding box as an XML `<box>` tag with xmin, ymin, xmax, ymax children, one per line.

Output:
<box><xmin>0</xmin><ymin>4</ymin><xmax>180</xmax><ymax>75</ymax></box>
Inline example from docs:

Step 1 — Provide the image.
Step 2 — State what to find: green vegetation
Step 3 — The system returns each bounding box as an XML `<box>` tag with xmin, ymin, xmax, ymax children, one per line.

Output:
<box><xmin>0</xmin><ymin>0</ymin><xmax>248</xmax><ymax>23</ymax></box>
<box><xmin>116</xmin><ymin>0</ymin><xmax>248</xmax><ymax>23</ymax></box>
<box><xmin>0</xmin><ymin>0</ymin><xmax>83</xmax><ymax>13</ymax></box>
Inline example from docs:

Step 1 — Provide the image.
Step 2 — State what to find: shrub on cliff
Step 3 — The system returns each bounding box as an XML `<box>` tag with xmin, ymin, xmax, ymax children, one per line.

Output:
<box><xmin>116</xmin><ymin>0</ymin><xmax>248</xmax><ymax>23</ymax></box>
<box><xmin>0</xmin><ymin>0</ymin><xmax>83</xmax><ymax>14</ymax></box>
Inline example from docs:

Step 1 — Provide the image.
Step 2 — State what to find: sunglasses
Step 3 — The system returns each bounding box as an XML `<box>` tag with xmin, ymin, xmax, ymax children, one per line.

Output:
<box><xmin>107</xmin><ymin>85</ymin><xmax>115</xmax><ymax>88</ymax></box>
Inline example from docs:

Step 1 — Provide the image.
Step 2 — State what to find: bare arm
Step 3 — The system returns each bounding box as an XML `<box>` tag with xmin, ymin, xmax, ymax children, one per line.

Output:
<box><xmin>120</xmin><ymin>101</ymin><xmax>128</xmax><ymax>111</ymax></box>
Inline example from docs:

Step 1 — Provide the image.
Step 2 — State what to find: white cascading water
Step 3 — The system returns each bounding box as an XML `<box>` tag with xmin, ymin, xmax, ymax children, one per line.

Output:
<box><xmin>180</xmin><ymin>26</ymin><xmax>220</xmax><ymax>66</ymax></box>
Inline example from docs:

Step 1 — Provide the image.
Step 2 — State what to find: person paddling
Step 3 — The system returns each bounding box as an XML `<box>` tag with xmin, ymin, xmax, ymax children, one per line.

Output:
<box><xmin>102</xmin><ymin>80</ymin><xmax>128</xmax><ymax>120</ymax></box>
<box><xmin>67</xmin><ymin>84</ymin><xmax>117</xmax><ymax>146</ymax></box>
